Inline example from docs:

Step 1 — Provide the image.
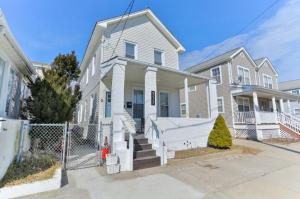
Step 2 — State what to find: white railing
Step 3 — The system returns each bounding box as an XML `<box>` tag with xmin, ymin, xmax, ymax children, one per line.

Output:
<box><xmin>234</xmin><ymin>111</ymin><xmax>256</xmax><ymax>124</ymax></box>
<box><xmin>259</xmin><ymin>111</ymin><xmax>277</xmax><ymax>124</ymax></box>
<box><xmin>278</xmin><ymin>112</ymin><xmax>300</xmax><ymax>134</ymax></box>
<box><xmin>150</xmin><ymin>119</ymin><xmax>167</xmax><ymax>165</ymax></box>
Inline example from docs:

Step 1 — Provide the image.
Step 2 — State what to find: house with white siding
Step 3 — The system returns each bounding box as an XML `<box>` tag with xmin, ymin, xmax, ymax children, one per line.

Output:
<box><xmin>279</xmin><ymin>79</ymin><xmax>300</xmax><ymax>118</ymax></box>
<box><xmin>184</xmin><ymin>47</ymin><xmax>300</xmax><ymax>140</ymax></box>
<box><xmin>0</xmin><ymin>9</ymin><xmax>35</xmax><ymax>119</ymax></box>
<box><xmin>77</xmin><ymin>9</ymin><xmax>218</xmax><ymax>171</ymax></box>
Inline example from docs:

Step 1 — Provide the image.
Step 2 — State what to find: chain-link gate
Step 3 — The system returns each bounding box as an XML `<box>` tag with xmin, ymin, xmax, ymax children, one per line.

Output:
<box><xmin>65</xmin><ymin>123</ymin><xmax>100</xmax><ymax>169</ymax></box>
<box><xmin>26</xmin><ymin>121</ymin><xmax>113</xmax><ymax>170</ymax></box>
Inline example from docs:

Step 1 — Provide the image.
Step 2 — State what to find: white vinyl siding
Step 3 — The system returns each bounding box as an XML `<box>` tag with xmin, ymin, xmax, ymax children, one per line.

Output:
<box><xmin>102</xmin><ymin>15</ymin><xmax>179</xmax><ymax>69</ymax></box>
<box><xmin>237</xmin><ymin>66</ymin><xmax>251</xmax><ymax>85</ymax></box>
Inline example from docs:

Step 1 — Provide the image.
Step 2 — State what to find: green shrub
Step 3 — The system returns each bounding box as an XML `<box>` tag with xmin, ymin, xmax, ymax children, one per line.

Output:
<box><xmin>208</xmin><ymin>115</ymin><xmax>232</xmax><ymax>149</ymax></box>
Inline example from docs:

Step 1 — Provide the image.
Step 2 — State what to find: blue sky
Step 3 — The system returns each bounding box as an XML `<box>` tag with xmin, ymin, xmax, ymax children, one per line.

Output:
<box><xmin>1</xmin><ymin>0</ymin><xmax>299</xmax><ymax>81</ymax></box>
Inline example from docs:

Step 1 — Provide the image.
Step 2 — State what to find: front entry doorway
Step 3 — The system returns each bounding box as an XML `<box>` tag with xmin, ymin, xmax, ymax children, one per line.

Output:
<box><xmin>133</xmin><ymin>89</ymin><xmax>144</xmax><ymax>133</ymax></box>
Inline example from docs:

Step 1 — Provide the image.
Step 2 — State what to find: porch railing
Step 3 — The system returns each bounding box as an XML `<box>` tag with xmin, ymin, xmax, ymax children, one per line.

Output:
<box><xmin>278</xmin><ymin>112</ymin><xmax>300</xmax><ymax>133</ymax></box>
<box><xmin>234</xmin><ymin>111</ymin><xmax>256</xmax><ymax>124</ymax></box>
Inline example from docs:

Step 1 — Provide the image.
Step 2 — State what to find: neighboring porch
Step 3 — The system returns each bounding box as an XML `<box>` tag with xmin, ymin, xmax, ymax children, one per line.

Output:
<box><xmin>100</xmin><ymin>57</ymin><xmax>218</xmax><ymax>171</ymax></box>
<box><xmin>232</xmin><ymin>85</ymin><xmax>300</xmax><ymax>140</ymax></box>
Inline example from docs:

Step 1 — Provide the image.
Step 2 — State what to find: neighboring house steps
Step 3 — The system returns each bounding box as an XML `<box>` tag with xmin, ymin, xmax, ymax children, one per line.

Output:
<box><xmin>278</xmin><ymin>112</ymin><xmax>300</xmax><ymax>140</ymax></box>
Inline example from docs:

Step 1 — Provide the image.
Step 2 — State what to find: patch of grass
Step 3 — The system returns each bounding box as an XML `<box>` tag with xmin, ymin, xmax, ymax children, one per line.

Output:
<box><xmin>175</xmin><ymin>145</ymin><xmax>261</xmax><ymax>159</ymax></box>
<box><xmin>0</xmin><ymin>155</ymin><xmax>60</xmax><ymax>188</ymax></box>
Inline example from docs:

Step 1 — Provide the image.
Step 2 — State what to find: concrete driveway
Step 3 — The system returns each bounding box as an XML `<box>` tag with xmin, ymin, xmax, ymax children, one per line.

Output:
<box><xmin>21</xmin><ymin>139</ymin><xmax>300</xmax><ymax>199</ymax></box>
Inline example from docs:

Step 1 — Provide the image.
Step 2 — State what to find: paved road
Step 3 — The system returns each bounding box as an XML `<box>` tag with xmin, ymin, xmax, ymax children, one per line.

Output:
<box><xmin>20</xmin><ymin>140</ymin><xmax>300</xmax><ymax>199</ymax></box>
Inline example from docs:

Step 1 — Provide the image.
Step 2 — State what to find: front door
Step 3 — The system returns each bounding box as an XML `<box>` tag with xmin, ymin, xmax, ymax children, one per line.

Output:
<box><xmin>160</xmin><ymin>92</ymin><xmax>169</xmax><ymax>117</ymax></box>
<box><xmin>133</xmin><ymin>89</ymin><xmax>144</xmax><ymax>118</ymax></box>
<box><xmin>133</xmin><ymin>89</ymin><xmax>144</xmax><ymax>132</ymax></box>
<box><xmin>105</xmin><ymin>91</ymin><xmax>111</xmax><ymax>117</ymax></box>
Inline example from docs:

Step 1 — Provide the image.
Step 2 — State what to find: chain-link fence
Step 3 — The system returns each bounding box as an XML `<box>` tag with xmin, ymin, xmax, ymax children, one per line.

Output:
<box><xmin>28</xmin><ymin>123</ymin><xmax>66</xmax><ymax>162</ymax></box>
<box><xmin>25</xmin><ymin>120</ymin><xmax>113</xmax><ymax>170</ymax></box>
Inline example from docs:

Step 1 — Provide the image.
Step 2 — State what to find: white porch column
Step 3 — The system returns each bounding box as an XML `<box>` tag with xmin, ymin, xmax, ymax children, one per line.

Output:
<box><xmin>279</xmin><ymin>98</ymin><xmax>284</xmax><ymax>113</ymax></box>
<box><xmin>184</xmin><ymin>78</ymin><xmax>190</xmax><ymax>118</ymax></box>
<box><xmin>208</xmin><ymin>80</ymin><xmax>218</xmax><ymax>119</ymax></box>
<box><xmin>111</xmin><ymin>60</ymin><xmax>127</xmax><ymax>152</ymax></box>
<box><xmin>144</xmin><ymin>66</ymin><xmax>157</xmax><ymax>138</ymax></box>
<box><xmin>272</xmin><ymin>97</ymin><xmax>278</xmax><ymax>123</ymax></box>
<box><xmin>287</xmin><ymin>99</ymin><xmax>292</xmax><ymax>114</ymax></box>
<box><xmin>253</xmin><ymin>92</ymin><xmax>262</xmax><ymax>140</ymax></box>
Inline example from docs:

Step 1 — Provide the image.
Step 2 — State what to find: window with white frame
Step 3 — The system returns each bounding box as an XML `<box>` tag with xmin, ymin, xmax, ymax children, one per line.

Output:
<box><xmin>85</xmin><ymin>67</ymin><xmax>89</xmax><ymax>84</ymax></box>
<box><xmin>78</xmin><ymin>103</ymin><xmax>83</xmax><ymax>122</ymax></box>
<box><xmin>91</xmin><ymin>55</ymin><xmax>96</xmax><ymax>76</ymax></box>
<box><xmin>217</xmin><ymin>97</ymin><xmax>224</xmax><ymax>113</ymax></box>
<box><xmin>84</xmin><ymin>100</ymin><xmax>87</xmax><ymax>121</ymax></box>
<box><xmin>125</xmin><ymin>41</ymin><xmax>136</xmax><ymax>59</ymax></box>
<box><xmin>237</xmin><ymin>66</ymin><xmax>250</xmax><ymax>85</ymax></box>
<box><xmin>263</xmin><ymin>74</ymin><xmax>273</xmax><ymax>89</ymax></box>
<box><xmin>211</xmin><ymin>66</ymin><xmax>221</xmax><ymax>84</ymax></box>
<box><xmin>180</xmin><ymin>103</ymin><xmax>186</xmax><ymax>117</ymax></box>
<box><xmin>188</xmin><ymin>85</ymin><xmax>197</xmax><ymax>92</ymax></box>
<box><xmin>154</xmin><ymin>49</ymin><xmax>164</xmax><ymax>65</ymax></box>
<box><xmin>292</xmin><ymin>89</ymin><xmax>300</xmax><ymax>95</ymax></box>
<box><xmin>237</xmin><ymin>97</ymin><xmax>250</xmax><ymax>112</ymax></box>
<box><xmin>294</xmin><ymin>108</ymin><xmax>300</xmax><ymax>115</ymax></box>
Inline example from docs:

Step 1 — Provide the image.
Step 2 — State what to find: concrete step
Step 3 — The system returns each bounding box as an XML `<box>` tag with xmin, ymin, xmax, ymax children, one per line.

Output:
<box><xmin>134</xmin><ymin>149</ymin><xmax>156</xmax><ymax>158</ymax></box>
<box><xmin>133</xmin><ymin>156</ymin><xmax>160</xmax><ymax>170</ymax></box>
<box><xmin>135</xmin><ymin>143</ymin><xmax>152</xmax><ymax>151</ymax></box>
<box><xmin>134</xmin><ymin>137</ymin><xmax>148</xmax><ymax>145</ymax></box>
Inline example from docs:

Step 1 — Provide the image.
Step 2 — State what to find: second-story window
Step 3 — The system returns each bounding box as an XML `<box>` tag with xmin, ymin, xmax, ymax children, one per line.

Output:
<box><xmin>292</xmin><ymin>89</ymin><xmax>300</xmax><ymax>95</ymax></box>
<box><xmin>125</xmin><ymin>42</ymin><xmax>136</xmax><ymax>59</ymax></box>
<box><xmin>263</xmin><ymin>74</ymin><xmax>273</xmax><ymax>89</ymax></box>
<box><xmin>91</xmin><ymin>55</ymin><xmax>96</xmax><ymax>76</ymax></box>
<box><xmin>211</xmin><ymin>66</ymin><xmax>221</xmax><ymax>84</ymax></box>
<box><xmin>154</xmin><ymin>50</ymin><xmax>163</xmax><ymax>65</ymax></box>
<box><xmin>237</xmin><ymin>66</ymin><xmax>250</xmax><ymax>85</ymax></box>
<box><xmin>86</xmin><ymin>67</ymin><xmax>89</xmax><ymax>84</ymax></box>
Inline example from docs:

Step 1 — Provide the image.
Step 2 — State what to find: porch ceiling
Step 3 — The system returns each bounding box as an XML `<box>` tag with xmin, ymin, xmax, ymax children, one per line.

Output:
<box><xmin>102</xmin><ymin>58</ymin><xmax>209</xmax><ymax>89</ymax></box>
<box><xmin>232</xmin><ymin>86</ymin><xmax>300</xmax><ymax>101</ymax></box>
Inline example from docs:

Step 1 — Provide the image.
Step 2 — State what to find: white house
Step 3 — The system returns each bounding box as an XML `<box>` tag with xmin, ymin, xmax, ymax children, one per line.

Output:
<box><xmin>78</xmin><ymin>9</ymin><xmax>218</xmax><ymax>171</ymax></box>
<box><xmin>0</xmin><ymin>9</ymin><xmax>35</xmax><ymax>119</ymax></box>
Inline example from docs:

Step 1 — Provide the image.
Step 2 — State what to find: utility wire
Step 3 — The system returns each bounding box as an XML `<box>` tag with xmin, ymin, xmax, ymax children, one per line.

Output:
<box><xmin>201</xmin><ymin>0</ymin><xmax>281</xmax><ymax>62</ymax></box>
<box><xmin>109</xmin><ymin>0</ymin><xmax>135</xmax><ymax>60</ymax></box>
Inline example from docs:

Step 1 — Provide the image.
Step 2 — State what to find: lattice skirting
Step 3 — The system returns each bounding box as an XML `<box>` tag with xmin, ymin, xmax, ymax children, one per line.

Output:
<box><xmin>235</xmin><ymin>129</ymin><xmax>257</xmax><ymax>139</ymax></box>
<box><xmin>279</xmin><ymin>129</ymin><xmax>294</xmax><ymax>139</ymax></box>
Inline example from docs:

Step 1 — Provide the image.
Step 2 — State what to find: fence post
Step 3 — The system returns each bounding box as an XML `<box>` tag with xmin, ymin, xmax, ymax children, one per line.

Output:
<box><xmin>62</xmin><ymin>122</ymin><xmax>68</xmax><ymax>170</ymax></box>
<box><xmin>98</xmin><ymin>121</ymin><xmax>103</xmax><ymax>165</ymax></box>
<box><xmin>16</xmin><ymin>121</ymin><xmax>25</xmax><ymax>163</ymax></box>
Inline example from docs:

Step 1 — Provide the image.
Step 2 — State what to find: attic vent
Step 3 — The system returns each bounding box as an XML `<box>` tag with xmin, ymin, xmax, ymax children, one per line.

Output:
<box><xmin>240</xmin><ymin>52</ymin><xmax>245</xmax><ymax>58</ymax></box>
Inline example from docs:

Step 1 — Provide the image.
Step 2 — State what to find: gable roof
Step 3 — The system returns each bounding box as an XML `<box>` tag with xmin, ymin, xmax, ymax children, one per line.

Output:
<box><xmin>279</xmin><ymin>79</ymin><xmax>300</xmax><ymax>91</ymax></box>
<box><xmin>255</xmin><ymin>57</ymin><xmax>278</xmax><ymax>76</ymax></box>
<box><xmin>80</xmin><ymin>8</ymin><xmax>185</xmax><ymax>73</ymax></box>
<box><xmin>185</xmin><ymin>47</ymin><xmax>257</xmax><ymax>73</ymax></box>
